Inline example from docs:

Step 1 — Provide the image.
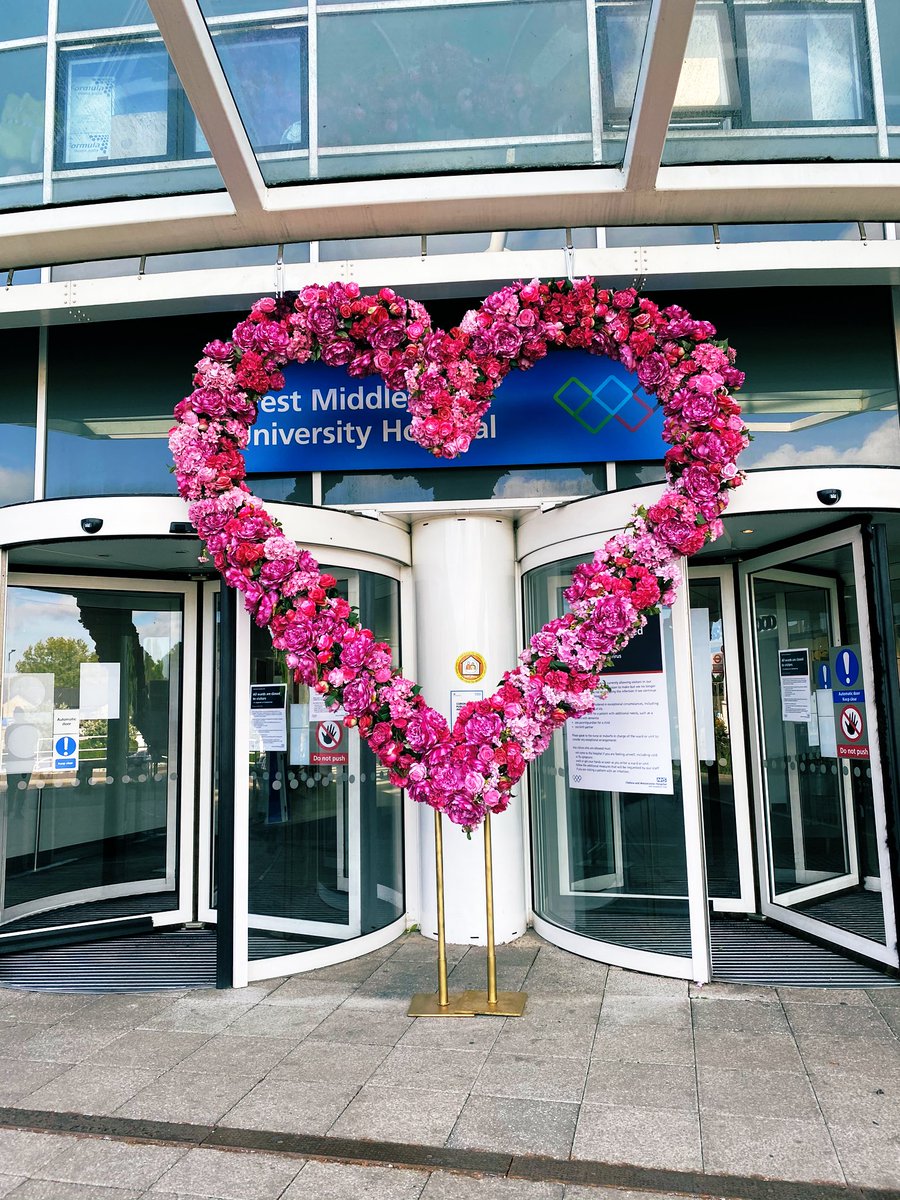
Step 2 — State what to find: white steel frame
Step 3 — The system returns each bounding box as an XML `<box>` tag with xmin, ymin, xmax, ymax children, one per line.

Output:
<box><xmin>0</xmin><ymin>0</ymin><xmax>899</xmax><ymax>268</ymax></box>
<box><xmin>688</xmin><ymin>564</ymin><xmax>755</xmax><ymax>914</ymax></box>
<box><xmin>738</xmin><ymin>526</ymin><xmax>899</xmax><ymax>968</ymax></box>
<box><xmin>0</xmin><ymin>569</ymin><xmax>198</xmax><ymax>934</ymax></box>
<box><xmin>521</xmin><ymin>525</ymin><xmax>711</xmax><ymax>983</ymax></box>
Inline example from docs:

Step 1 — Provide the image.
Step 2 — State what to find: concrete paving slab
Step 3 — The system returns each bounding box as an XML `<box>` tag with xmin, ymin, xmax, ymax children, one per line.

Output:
<box><xmin>0</xmin><ymin>1177</ymin><xmax>25</xmax><ymax>1199</ymax></box>
<box><xmin>19</xmin><ymin>1023</ymin><xmax>125</xmax><ymax>1064</ymax></box>
<box><xmin>866</xmin><ymin>987</ymin><xmax>900</xmax><ymax>1009</ymax></box>
<box><xmin>34</xmin><ymin>1138</ymin><xmax>186</xmax><ymax>1189</ymax></box>
<box><xmin>591</xmin><ymin>1025</ymin><xmax>693</xmax><ymax>1067</ymax></box>
<box><xmin>86</xmin><ymin>1030</ymin><xmax>212</xmax><ymax>1072</ymax></box>
<box><xmin>396</xmin><ymin>1016</ymin><xmax>504</xmax><ymax>1055</ymax></box>
<box><xmin>699</xmin><ymin>1112</ymin><xmax>844</xmax><ymax>1183</ymax></box>
<box><xmin>494</xmin><ymin>1020</ymin><xmax>597</xmax><ymax>1060</ymax></box>
<box><xmin>571</xmin><ymin>1103</ymin><xmax>701</xmax><ymax>1171</ymax></box>
<box><xmin>142</xmin><ymin>1001</ymin><xmax>257</xmax><ymax>1035</ymax></box>
<box><xmin>690</xmin><ymin>997</ymin><xmax>790</xmax><ymax>1033</ymax></box>
<box><xmin>114</xmin><ymin>1068</ymin><xmax>259</xmax><ymax>1124</ymax></box>
<box><xmin>269</xmin><ymin>1040</ymin><xmax>390</xmax><ymax>1085</ymax></box>
<box><xmin>4</xmin><ymin>1181</ymin><xmax>144</xmax><ymax>1199</ymax></box>
<box><xmin>219</xmin><ymin>1006</ymin><xmax>324</xmax><ymax>1040</ymax></box>
<box><xmin>697</xmin><ymin>1065</ymin><xmax>820</xmax><ymax>1121</ymax></box>
<box><xmin>422</xmin><ymin>1174</ymin><xmax>563</xmax><ymax>1199</ymax></box>
<box><xmin>792</xmin><ymin>1031</ymin><xmax>900</xmax><ymax>1073</ymax></box>
<box><xmin>284</xmin><ymin>1160</ymin><xmax>426</xmax><ymax>1199</ymax></box>
<box><xmin>218</xmin><ymin>1077</ymin><xmax>359</xmax><ymax>1135</ymax></box>
<box><xmin>598</xmin><ymin>997</ymin><xmax>691</xmax><ymax>1030</ymax></box>
<box><xmin>307</xmin><ymin>1006</ymin><xmax>415</xmax><ymax>1048</ymax></box>
<box><xmin>828</xmin><ymin>1120</ymin><xmax>900</xmax><ymax>1189</ymax></box>
<box><xmin>603</xmin><ymin>972</ymin><xmax>688</xmax><ymax>999</ymax></box>
<box><xmin>70</xmin><ymin>995</ymin><xmax>176</xmax><ymax>1029</ymax></box>
<box><xmin>689</xmin><ymin>982</ymin><xmax>777</xmax><ymax>1002</ymax></box>
<box><xmin>369</xmin><ymin>1045</ymin><xmax>488</xmax><ymax>1093</ymax></box>
<box><xmin>692</xmin><ymin>1028</ymin><xmax>804</xmax><ymax>1071</ymax></box>
<box><xmin>0</xmin><ymin>993</ymin><xmax>92</xmax><ymax>1026</ymax></box>
<box><xmin>22</xmin><ymin>1063</ymin><xmax>159</xmax><ymax>1115</ymax></box>
<box><xmin>808</xmin><ymin>1066</ymin><xmax>900</xmax><ymax>1126</ymax></box>
<box><xmin>473</xmin><ymin>1050</ymin><xmax>588</xmax><ymax>1104</ymax></box>
<box><xmin>449</xmin><ymin>1095</ymin><xmax>578</xmax><ymax>1158</ymax></box>
<box><xmin>784</xmin><ymin>1002</ymin><xmax>894</xmax><ymax>1038</ymax></box>
<box><xmin>329</xmin><ymin>1084</ymin><xmax>468</xmax><ymax>1146</ymax></box>
<box><xmin>0</xmin><ymin>1058</ymin><xmax>69</xmax><ymax>1105</ymax></box>
<box><xmin>778</xmin><ymin>987</ymin><xmax>876</xmax><ymax>1006</ymax></box>
<box><xmin>175</xmin><ymin>1034</ymin><xmax>295</xmax><ymax>1077</ymax></box>
<box><xmin>149</xmin><ymin>1145</ymin><xmax>303</xmax><ymax>1199</ymax></box>
<box><xmin>0</xmin><ymin>1130</ymin><xmax>71</xmax><ymax>1175</ymax></box>
<box><xmin>583</xmin><ymin>1061</ymin><xmax>696</xmax><ymax>1111</ymax></box>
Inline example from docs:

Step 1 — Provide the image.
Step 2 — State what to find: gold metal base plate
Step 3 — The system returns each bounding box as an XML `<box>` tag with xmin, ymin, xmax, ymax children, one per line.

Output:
<box><xmin>459</xmin><ymin>989</ymin><xmax>528</xmax><ymax>1017</ymax></box>
<box><xmin>407</xmin><ymin>992</ymin><xmax>474</xmax><ymax>1017</ymax></box>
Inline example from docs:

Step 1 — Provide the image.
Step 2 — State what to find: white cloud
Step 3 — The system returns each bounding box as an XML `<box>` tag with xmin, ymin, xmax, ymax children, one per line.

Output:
<box><xmin>0</xmin><ymin>465</ymin><xmax>33</xmax><ymax>504</ymax></box>
<box><xmin>750</xmin><ymin>416</ymin><xmax>900</xmax><ymax>470</ymax></box>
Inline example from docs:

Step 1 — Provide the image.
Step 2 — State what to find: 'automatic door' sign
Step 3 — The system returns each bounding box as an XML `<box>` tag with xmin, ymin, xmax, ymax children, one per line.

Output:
<box><xmin>830</xmin><ymin>644</ymin><xmax>869</xmax><ymax>759</ymax></box>
<box><xmin>242</xmin><ymin>351</ymin><xmax>665</xmax><ymax>474</ymax></box>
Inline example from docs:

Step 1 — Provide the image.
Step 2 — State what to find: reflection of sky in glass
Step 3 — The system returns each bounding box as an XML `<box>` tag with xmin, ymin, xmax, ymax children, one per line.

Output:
<box><xmin>46</xmin><ymin>431</ymin><xmax>177</xmax><ymax>499</ymax></box>
<box><xmin>744</xmin><ymin>412</ymin><xmax>900</xmax><ymax>470</ymax></box>
<box><xmin>0</xmin><ymin>424</ymin><xmax>34</xmax><ymax>507</ymax></box>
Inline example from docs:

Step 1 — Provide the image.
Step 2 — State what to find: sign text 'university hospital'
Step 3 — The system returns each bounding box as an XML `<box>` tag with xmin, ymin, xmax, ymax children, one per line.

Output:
<box><xmin>242</xmin><ymin>352</ymin><xmax>666</xmax><ymax>474</ymax></box>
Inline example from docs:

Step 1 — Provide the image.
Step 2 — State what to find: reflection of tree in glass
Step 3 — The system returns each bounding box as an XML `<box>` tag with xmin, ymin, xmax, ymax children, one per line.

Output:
<box><xmin>17</xmin><ymin>637</ymin><xmax>96</xmax><ymax>694</ymax></box>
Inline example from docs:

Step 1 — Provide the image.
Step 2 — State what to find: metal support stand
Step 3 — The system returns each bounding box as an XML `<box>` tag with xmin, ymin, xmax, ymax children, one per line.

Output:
<box><xmin>408</xmin><ymin>810</ymin><xmax>472</xmax><ymax>1017</ymax></box>
<box><xmin>460</xmin><ymin>812</ymin><xmax>527</xmax><ymax>1017</ymax></box>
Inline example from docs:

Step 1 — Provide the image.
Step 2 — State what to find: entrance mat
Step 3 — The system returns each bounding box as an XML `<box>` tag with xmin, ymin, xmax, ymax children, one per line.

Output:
<box><xmin>711</xmin><ymin>919</ymin><xmax>898</xmax><ymax>987</ymax></box>
<box><xmin>0</xmin><ymin>1106</ymin><xmax>894</xmax><ymax>1200</ymax></box>
<box><xmin>0</xmin><ymin>929</ymin><xmax>216</xmax><ymax>993</ymax></box>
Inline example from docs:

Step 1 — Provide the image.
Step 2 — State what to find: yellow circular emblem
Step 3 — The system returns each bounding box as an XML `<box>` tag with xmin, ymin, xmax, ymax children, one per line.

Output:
<box><xmin>455</xmin><ymin>651</ymin><xmax>487</xmax><ymax>683</ymax></box>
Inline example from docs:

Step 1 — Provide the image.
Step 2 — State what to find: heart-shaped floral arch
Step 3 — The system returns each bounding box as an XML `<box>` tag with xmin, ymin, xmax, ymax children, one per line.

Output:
<box><xmin>170</xmin><ymin>278</ymin><xmax>747</xmax><ymax>831</ymax></box>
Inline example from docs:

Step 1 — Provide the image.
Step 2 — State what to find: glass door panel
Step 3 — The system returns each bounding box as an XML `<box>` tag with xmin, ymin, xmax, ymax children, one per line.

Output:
<box><xmin>749</xmin><ymin>569</ymin><xmax>857</xmax><ymax>905</ymax></box>
<box><xmin>0</xmin><ymin>578</ymin><xmax>187</xmax><ymax>931</ymax></box>
<box><xmin>742</xmin><ymin>533</ymin><xmax>896</xmax><ymax>966</ymax></box>
<box><xmin>245</xmin><ymin>567</ymin><xmax>405</xmax><ymax>963</ymax></box>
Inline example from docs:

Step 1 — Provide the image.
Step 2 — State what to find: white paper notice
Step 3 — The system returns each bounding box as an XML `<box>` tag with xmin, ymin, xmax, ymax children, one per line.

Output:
<box><xmin>565</xmin><ymin>620</ymin><xmax>673</xmax><ymax>795</ymax></box>
<box><xmin>289</xmin><ymin>702</ymin><xmax>310</xmax><ymax>765</ymax></box>
<box><xmin>450</xmin><ymin>689</ymin><xmax>483</xmax><ymax>727</ymax></box>
<box><xmin>778</xmin><ymin>649</ymin><xmax>811</xmax><ymax>723</ymax></box>
<box><xmin>309</xmin><ymin>690</ymin><xmax>345</xmax><ymax>723</ymax></box>
<box><xmin>80</xmin><ymin>662</ymin><xmax>121</xmax><ymax>720</ymax></box>
<box><xmin>249</xmin><ymin>684</ymin><xmax>287</xmax><ymax>752</ymax></box>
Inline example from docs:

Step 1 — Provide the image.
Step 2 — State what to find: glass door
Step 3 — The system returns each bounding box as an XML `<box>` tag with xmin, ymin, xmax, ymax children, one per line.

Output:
<box><xmin>740</xmin><ymin>531</ymin><xmax>898</xmax><ymax>967</ymax></box>
<box><xmin>0</xmin><ymin>575</ymin><xmax>196</xmax><ymax>936</ymax></box>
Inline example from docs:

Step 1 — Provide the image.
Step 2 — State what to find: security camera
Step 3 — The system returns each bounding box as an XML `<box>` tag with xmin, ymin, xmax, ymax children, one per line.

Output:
<box><xmin>816</xmin><ymin>488</ymin><xmax>841</xmax><ymax>506</ymax></box>
<box><xmin>80</xmin><ymin>517</ymin><xmax>104</xmax><ymax>534</ymax></box>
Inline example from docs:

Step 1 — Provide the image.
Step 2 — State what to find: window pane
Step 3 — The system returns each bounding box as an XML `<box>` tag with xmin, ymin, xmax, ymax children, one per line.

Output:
<box><xmin>45</xmin><ymin>313</ymin><xmax>244</xmax><ymax>498</ymax></box>
<box><xmin>211</xmin><ymin>26</ymin><xmax>307</xmax><ymax>152</ymax></box>
<box><xmin>322</xmin><ymin>465</ymin><xmax>606</xmax><ymax>505</ymax></box>
<box><xmin>314</xmin><ymin>1</ymin><xmax>593</xmax><ymax>181</ymax></box>
<box><xmin>652</xmin><ymin>286</ymin><xmax>900</xmax><ymax>471</ymax></box>
<box><xmin>0</xmin><ymin>46</ymin><xmax>45</xmax><ymax>188</ymax></box>
<box><xmin>0</xmin><ymin>4</ymin><xmax>49</xmax><ymax>40</ymax></box>
<box><xmin>0</xmin><ymin>328</ymin><xmax>37</xmax><ymax>507</ymax></box>
<box><xmin>527</xmin><ymin>557</ymin><xmax>691</xmax><ymax>957</ymax></box>
<box><xmin>744</xmin><ymin>10</ymin><xmax>865</xmax><ymax>123</ymax></box>
<box><xmin>58</xmin><ymin>43</ymin><xmax>170</xmax><ymax>166</ymax></box>
<box><xmin>876</xmin><ymin>0</ymin><xmax>900</xmax><ymax>124</ymax></box>
<box><xmin>57</xmin><ymin>1</ymin><xmax>154</xmax><ymax>32</ymax></box>
<box><xmin>599</xmin><ymin>0</ymin><xmax>651</xmax><ymax>111</ymax></box>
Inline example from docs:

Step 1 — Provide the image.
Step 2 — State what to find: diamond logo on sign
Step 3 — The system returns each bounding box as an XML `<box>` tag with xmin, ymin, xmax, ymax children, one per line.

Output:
<box><xmin>553</xmin><ymin>376</ymin><xmax>654</xmax><ymax>435</ymax></box>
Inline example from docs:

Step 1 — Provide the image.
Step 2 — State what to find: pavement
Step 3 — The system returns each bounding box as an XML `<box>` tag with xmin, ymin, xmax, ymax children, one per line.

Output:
<box><xmin>0</xmin><ymin>930</ymin><xmax>898</xmax><ymax>1200</ymax></box>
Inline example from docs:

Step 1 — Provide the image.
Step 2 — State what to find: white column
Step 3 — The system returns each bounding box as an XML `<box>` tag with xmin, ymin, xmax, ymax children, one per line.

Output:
<box><xmin>412</xmin><ymin>515</ymin><xmax>527</xmax><ymax>945</ymax></box>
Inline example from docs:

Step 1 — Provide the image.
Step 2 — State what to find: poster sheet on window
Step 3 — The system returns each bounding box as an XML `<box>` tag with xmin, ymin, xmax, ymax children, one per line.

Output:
<box><xmin>565</xmin><ymin>616</ymin><xmax>674</xmax><ymax>795</ymax></box>
<box><xmin>66</xmin><ymin>76</ymin><xmax>115</xmax><ymax>162</ymax></box>
<box><xmin>249</xmin><ymin>683</ymin><xmax>287</xmax><ymax>752</ymax></box>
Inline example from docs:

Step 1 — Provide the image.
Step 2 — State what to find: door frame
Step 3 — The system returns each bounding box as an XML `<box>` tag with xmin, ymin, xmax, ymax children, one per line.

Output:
<box><xmin>738</xmin><ymin>526</ymin><xmax>899</xmax><ymax>968</ymax></box>
<box><xmin>688</xmin><ymin>564</ymin><xmax>756</xmax><ymax>913</ymax></box>
<box><xmin>0</xmin><ymin>570</ymin><xmax>198</xmax><ymax>934</ymax></box>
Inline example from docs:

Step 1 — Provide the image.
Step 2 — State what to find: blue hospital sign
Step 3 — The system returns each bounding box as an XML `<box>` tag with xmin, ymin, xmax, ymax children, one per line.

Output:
<box><xmin>242</xmin><ymin>351</ymin><xmax>666</xmax><ymax>474</ymax></box>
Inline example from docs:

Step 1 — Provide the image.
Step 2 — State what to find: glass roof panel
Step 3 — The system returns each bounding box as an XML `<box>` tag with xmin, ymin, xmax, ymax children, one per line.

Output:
<box><xmin>662</xmin><ymin>0</ymin><xmax>889</xmax><ymax>166</ymax></box>
<box><xmin>198</xmin><ymin>0</ymin><xmax>648</xmax><ymax>187</ymax></box>
<box><xmin>57</xmin><ymin>1</ymin><xmax>156</xmax><ymax>33</ymax></box>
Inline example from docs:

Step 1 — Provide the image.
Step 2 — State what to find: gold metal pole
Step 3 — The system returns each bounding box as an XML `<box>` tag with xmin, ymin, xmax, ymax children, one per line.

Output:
<box><xmin>460</xmin><ymin>811</ymin><xmax>527</xmax><ymax>1017</ymax></box>
<box><xmin>407</xmin><ymin>810</ymin><xmax>472</xmax><ymax>1017</ymax></box>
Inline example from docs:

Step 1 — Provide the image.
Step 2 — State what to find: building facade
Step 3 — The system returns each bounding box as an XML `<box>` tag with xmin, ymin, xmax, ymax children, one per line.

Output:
<box><xmin>0</xmin><ymin>0</ymin><xmax>899</xmax><ymax>989</ymax></box>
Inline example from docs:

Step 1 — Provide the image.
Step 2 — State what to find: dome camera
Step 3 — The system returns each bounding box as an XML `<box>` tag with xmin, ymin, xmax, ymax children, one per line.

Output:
<box><xmin>80</xmin><ymin>517</ymin><xmax>104</xmax><ymax>534</ymax></box>
<box><xmin>816</xmin><ymin>488</ymin><xmax>841</xmax><ymax>506</ymax></box>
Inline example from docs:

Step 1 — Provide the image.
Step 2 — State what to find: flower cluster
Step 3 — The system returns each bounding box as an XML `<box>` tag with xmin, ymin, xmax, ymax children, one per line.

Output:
<box><xmin>170</xmin><ymin>279</ymin><xmax>747</xmax><ymax>831</ymax></box>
